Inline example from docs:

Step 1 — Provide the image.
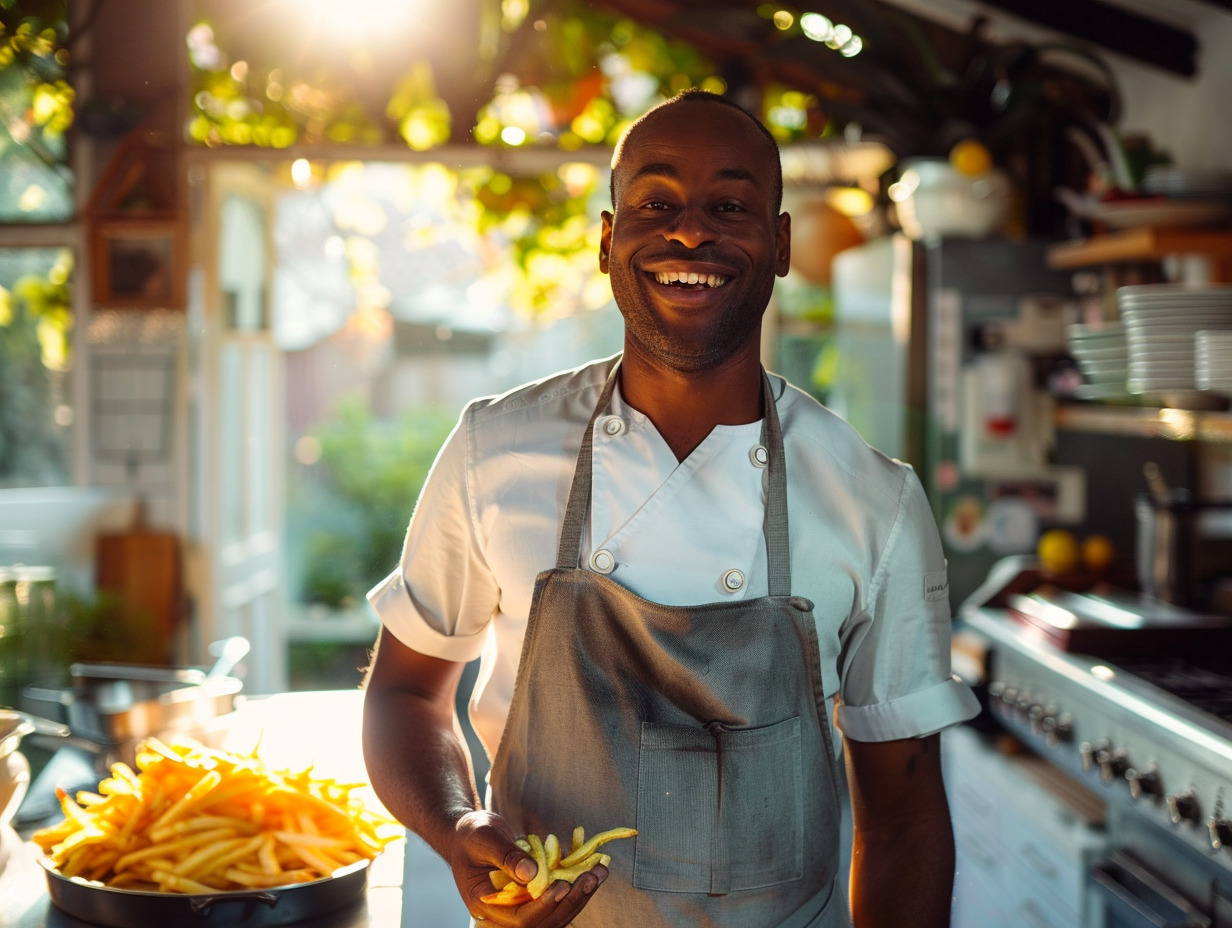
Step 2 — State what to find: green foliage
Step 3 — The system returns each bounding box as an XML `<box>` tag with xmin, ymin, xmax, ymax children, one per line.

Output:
<box><xmin>0</xmin><ymin>1</ymin><xmax>73</xmax><ymax>145</ymax></box>
<box><xmin>39</xmin><ymin>590</ymin><xmax>164</xmax><ymax>680</ymax></box>
<box><xmin>294</xmin><ymin>399</ymin><xmax>454</xmax><ymax>608</ymax></box>
<box><xmin>0</xmin><ymin>248</ymin><xmax>72</xmax><ymax>488</ymax></box>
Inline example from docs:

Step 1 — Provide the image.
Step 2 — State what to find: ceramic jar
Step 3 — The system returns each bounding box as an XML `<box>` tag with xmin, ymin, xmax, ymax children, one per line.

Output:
<box><xmin>889</xmin><ymin>158</ymin><xmax>1013</xmax><ymax>241</ymax></box>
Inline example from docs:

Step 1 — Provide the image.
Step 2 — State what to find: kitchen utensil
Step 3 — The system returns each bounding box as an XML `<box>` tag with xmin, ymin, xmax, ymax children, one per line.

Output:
<box><xmin>40</xmin><ymin>856</ymin><xmax>371</xmax><ymax>928</ymax></box>
<box><xmin>1134</xmin><ymin>491</ymin><xmax>1232</xmax><ymax>608</ymax></box>
<box><xmin>21</xmin><ymin>637</ymin><xmax>249</xmax><ymax>770</ymax></box>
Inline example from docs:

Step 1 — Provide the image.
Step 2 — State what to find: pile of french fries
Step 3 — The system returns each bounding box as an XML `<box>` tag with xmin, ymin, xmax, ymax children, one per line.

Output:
<box><xmin>32</xmin><ymin>736</ymin><xmax>403</xmax><ymax>894</ymax></box>
<box><xmin>481</xmin><ymin>825</ymin><xmax>637</xmax><ymax>906</ymax></box>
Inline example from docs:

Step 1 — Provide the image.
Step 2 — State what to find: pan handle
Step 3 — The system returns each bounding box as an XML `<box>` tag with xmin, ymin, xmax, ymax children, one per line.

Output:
<box><xmin>188</xmin><ymin>890</ymin><xmax>280</xmax><ymax>914</ymax></box>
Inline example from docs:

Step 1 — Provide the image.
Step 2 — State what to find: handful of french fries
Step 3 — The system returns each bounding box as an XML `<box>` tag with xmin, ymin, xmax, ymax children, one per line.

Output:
<box><xmin>481</xmin><ymin>825</ymin><xmax>637</xmax><ymax>906</ymax></box>
<box><xmin>32</xmin><ymin>736</ymin><xmax>403</xmax><ymax>894</ymax></box>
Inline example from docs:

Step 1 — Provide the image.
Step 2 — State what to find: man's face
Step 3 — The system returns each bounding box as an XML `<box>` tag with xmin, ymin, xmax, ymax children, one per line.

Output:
<box><xmin>600</xmin><ymin>102</ymin><xmax>791</xmax><ymax>374</ymax></box>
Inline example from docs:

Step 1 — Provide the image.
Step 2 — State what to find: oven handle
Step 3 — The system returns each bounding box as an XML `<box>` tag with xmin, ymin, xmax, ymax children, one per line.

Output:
<box><xmin>1089</xmin><ymin>852</ymin><xmax>1211</xmax><ymax>928</ymax></box>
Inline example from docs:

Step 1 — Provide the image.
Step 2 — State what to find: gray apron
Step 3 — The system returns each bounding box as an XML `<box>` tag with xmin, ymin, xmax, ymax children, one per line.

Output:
<box><xmin>488</xmin><ymin>361</ymin><xmax>848</xmax><ymax>928</ymax></box>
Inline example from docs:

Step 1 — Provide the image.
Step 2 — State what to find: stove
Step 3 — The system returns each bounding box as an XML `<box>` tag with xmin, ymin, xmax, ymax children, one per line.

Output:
<box><xmin>960</xmin><ymin>603</ymin><xmax>1232</xmax><ymax>906</ymax></box>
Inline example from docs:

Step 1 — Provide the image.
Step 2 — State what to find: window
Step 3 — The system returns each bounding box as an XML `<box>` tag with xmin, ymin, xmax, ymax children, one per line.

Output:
<box><xmin>0</xmin><ymin>247</ymin><xmax>75</xmax><ymax>488</ymax></box>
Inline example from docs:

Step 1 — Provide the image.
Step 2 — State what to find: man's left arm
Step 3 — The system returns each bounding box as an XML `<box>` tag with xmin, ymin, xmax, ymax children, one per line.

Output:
<box><xmin>843</xmin><ymin>732</ymin><xmax>954</xmax><ymax>928</ymax></box>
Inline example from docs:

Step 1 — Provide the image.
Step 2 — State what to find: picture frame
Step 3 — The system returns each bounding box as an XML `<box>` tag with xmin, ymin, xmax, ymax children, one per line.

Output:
<box><xmin>90</xmin><ymin>218</ymin><xmax>185</xmax><ymax>309</ymax></box>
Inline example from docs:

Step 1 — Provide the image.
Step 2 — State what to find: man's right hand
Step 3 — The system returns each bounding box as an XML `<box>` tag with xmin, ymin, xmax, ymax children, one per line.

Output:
<box><xmin>453</xmin><ymin>810</ymin><xmax>609</xmax><ymax>927</ymax></box>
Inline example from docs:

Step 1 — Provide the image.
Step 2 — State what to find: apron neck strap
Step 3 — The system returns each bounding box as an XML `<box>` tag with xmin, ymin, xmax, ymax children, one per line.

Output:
<box><xmin>556</xmin><ymin>359</ymin><xmax>792</xmax><ymax>597</ymax></box>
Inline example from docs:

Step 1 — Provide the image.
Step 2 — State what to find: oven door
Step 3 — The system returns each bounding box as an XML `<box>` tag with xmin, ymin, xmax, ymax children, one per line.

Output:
<box><xmin>1090</xmin><ymin>851</ymin><xmax>1211</xmax><ymax>928</ymax></box>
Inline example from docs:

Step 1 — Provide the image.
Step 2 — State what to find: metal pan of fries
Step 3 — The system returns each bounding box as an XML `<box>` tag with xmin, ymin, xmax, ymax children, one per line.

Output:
<box><xmin>39</xmin><ymin>854</ymin><xmax>371</xmax><ymax>928</ymax></box>
<box><xmin>32</xmin><ymin>736</ymin><xmax>403</xmax><ymax>927</ymax></box>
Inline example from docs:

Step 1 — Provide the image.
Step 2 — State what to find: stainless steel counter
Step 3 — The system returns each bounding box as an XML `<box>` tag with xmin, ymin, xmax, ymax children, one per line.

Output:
<box><xmin>0</xmin><ymin>690</ymin><xmax>405</xmax><ymax>928</ymax></box>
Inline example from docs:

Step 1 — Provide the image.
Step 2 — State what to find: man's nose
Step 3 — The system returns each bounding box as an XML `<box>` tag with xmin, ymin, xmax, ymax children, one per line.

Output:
<box><xmin>663</xmin><ymin>206</ymin><xmax>718</xmax><ymax>249</ymax></box>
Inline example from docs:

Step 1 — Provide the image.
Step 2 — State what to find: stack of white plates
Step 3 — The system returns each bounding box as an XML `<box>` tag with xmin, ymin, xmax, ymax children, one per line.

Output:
<box><xmin>1067</xmin><ymin>322</ymin><xmax>1129</xmax><ymax>396</ymax></box>
<box><xmin>1119</xmin><ymin>284</ymin><xmax>1232</xmax><ymax>394</ymax></box>
<box><xmin>1142</xmin><ymin>166</ymin><xmax>1232</xmax><ymax>200</ymax></box>
<box><xmin>1195</xmin><ymin>330</ymin><xmax>1232</xmax><ymax>394</ymax></box>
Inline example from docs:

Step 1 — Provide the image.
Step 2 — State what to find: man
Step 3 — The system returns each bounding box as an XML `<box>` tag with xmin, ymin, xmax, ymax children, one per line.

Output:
<box><xmin>363</xmin><ymin>89</ymin><xmax>979</xmax><ymax>927</ymax></box>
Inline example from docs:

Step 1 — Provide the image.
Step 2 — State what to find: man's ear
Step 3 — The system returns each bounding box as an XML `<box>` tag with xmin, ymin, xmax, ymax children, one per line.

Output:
<box><xmin>599</xmin><ymin>210</ymin><xmax>613</xmax><ymax>274</ymax></box>
<box><xmin>775</xmin><ymin>211</ymin><xmax>791</xmax><ymax>278</ymax></box>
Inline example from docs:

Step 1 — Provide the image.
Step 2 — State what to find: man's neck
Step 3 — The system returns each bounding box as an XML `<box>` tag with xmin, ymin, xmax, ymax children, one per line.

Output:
<box><xmin>617</xmin><ymin>343</ymin><xmax>765</xmax><ymax>462</ymax></box>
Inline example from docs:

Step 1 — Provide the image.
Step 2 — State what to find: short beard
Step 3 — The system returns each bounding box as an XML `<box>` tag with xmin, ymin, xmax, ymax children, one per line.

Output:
<box><xmin>611</xmin><ymin>268</ymin><xmax>774</xmax><ymax>374</ymax></box>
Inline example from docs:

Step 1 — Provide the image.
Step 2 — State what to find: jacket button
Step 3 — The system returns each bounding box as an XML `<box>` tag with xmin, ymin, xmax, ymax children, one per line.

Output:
<box><xmin>589</xmin><ymin>549</ymin><xmax>616</xmax><ymax>574</ymax></box>
<box><xmin>749</xmin><ymin>444</ymin><xmax>769</xmax><ymax>468</ymax></box>
<box><xmin>722</xmin><ymin>569</ymin><xmax>745</xmax><ymax>592</ymax></box>
<box><xmin>601</xmin><ymin>416</ymin><xmax>625</xmax><ymax>436</ymax></box>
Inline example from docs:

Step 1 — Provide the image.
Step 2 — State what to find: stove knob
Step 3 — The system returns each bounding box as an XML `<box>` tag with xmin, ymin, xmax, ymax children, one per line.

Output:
<box><xmin>1096</xmin><ymin>746</ymin><xmax>1130</xmax><ymax>783</ymax></box>
<box><xmin>1028</xmin><ymin>703</ymin><xmax>1047</xmax><ymax>734</ymax></box>
<box><xmin>1167</xmin><ymin>791</ymin><xmax>1202</xmax><ymax>827</ymax></box>
<box><xmin>1125</xmin><ymin>764</ymin><xmax>1162</xmax><ymax>801</ymax></box>
<box><xmin>1080</xmin><ymin>739</ymin><xmax>1110</xmax><ymax>774</ymax></box>
<box><xmin>1043</xmin><ymin>712</ymin><xmax>1073</xmax><ymax>748</ymax></box>
<box><xmin>1209</xmin><ymin>818</ymin><xmax>1232</xmax><ymax>852</ymax></box>
<box><xmin>987</xmin><ymin>681</ymin><xmax>1005</xmax><ymax>701</ymax></box>
<box><xmin>997</xmin><ymin>685</ymin><xmax>1019</xmax><ymax>711</ymax></box>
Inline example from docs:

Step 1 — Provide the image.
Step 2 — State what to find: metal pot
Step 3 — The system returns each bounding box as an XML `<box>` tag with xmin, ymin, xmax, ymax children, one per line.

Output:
<box><xmin>41</xmin><ymin>857</ymin><xmax>371</xmax><ymax>928</ymax></box>
<box><xmin>21</xmin><ymin>637</ymin><xmax>249</xmax><ymax>770</ymax></box>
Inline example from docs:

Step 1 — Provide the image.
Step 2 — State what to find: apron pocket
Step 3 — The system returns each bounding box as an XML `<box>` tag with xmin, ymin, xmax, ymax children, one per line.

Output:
<box><xmin>633</xmin><ymin>716</ymin><xmax>804</xmax><ymax>894</ymax></box>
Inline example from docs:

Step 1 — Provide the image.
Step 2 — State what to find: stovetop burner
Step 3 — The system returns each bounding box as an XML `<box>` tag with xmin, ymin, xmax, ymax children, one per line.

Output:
<box><xmin>962</xmin><ymin>607</ymin><xmax>1232</xmax><ymax>873</ymax></box>
<box><xmin>1109</xmin><ymin>657</ymin><xmax>1232</xmax><ymax>724</ymax></box>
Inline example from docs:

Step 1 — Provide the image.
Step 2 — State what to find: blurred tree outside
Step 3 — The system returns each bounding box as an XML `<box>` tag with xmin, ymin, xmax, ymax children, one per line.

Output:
<box><xmin>0</xmin><ymin>248</ymin><xmax>73</xmax><ymax>488</ymax></box>
<box><xmin>287</xmin><ymin>398</ymin><xmax>454</xmax><ymax>610</ymax></box>
<box><xmin>0</xmin><ymin>0</ymin><xmax>75</xmax><ymax>222</ymax></box>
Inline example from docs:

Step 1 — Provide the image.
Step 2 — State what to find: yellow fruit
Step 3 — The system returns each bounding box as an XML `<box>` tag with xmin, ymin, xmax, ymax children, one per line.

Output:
<box><xmin>1082</xmin><ymin>534</ymin><xmax>1115</xmax><ymax>572</ymax></box>
<box><xmin>1037</xmin><ymin>529</ymin><xmax>1079</xmax><ymax>574</ymax></box>
<box><xmin>949</xmin><ymin>139</ymin><xmax>993</xmax><ymax>177</ymax></box>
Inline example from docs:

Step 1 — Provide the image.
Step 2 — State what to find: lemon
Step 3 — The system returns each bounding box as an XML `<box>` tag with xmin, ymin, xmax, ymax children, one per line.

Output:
<box><xmin>1082</xmin><ymin>534</ymin><xmax>1115</xmax><ymax>572</ymax></box>
<box><xmin>1037</xmin><ymin>529</ymin><xmax>1079</xmax><ymax>574</ymax></box>
<box><xmin>949</xmin><ymin>139</ymin><xmax>993</xmax><ymax>177</ymax></box>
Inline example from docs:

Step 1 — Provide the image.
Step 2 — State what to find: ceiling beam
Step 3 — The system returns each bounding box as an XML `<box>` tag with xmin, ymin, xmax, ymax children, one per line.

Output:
<box><xmin>976</xmin><ymin>0</ymin><xmax>1198</xmax><ymax>76</ymax></box>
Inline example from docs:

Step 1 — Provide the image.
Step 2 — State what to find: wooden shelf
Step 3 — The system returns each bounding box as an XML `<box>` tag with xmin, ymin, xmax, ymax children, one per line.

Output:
<box><xmin>1055</xmin><ymin>402</ymin><xmax>1232</xmax><ymax>443</ymax></box>
<box><xmin>1046</xmin><ymin>227</ymin><xmax>1232</xmax><ymax>280</ymax></box>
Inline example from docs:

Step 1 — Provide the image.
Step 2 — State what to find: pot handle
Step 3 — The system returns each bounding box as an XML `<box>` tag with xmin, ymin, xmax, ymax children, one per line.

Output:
<box><xmin>188</xmin><ymin>890</ymin><xmax>280</xmax><ymax>914</ymax></box>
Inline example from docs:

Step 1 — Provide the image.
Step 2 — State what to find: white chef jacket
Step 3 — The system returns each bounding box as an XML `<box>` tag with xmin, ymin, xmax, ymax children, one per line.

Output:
<box><xmin>369</xmin><ymin>355</ymin><xmax>979</xmax><ymax>759</ymax></box>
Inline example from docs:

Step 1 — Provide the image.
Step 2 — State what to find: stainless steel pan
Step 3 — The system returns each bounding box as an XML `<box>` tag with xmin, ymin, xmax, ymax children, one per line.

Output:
<box><xmin>40</xmin><ymin>857</ymin><xmax>371</xmax><ymax>928</ymax></box>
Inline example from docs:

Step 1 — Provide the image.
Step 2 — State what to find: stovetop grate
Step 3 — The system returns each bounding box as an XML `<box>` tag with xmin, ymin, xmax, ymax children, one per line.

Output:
<box><xmin>1111</xmin><ymin>657</ymin><xmax>1232</xmax><ymax>722</ymax></box>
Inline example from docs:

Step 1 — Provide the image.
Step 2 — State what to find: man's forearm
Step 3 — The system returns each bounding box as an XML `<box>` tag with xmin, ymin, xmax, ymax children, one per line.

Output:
<box><xmin>843</xmin><ymin>732</ymin><xmax>955</xmax><ymax>928</ymax></box>
<box><xmin>361</xmin><ymin>632</ymin><xmax>481</xmax><ymax>861</ymax></box>
<box><xmin>848</xmin><ymin>805</ymin><xmax>955</xmax><ymax>928</ymax></box>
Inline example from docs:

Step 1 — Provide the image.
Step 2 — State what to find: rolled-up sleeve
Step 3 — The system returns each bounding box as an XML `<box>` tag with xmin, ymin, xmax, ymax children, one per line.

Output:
<box><xmin>366</xmin><ymin>405</ymin><xmax>498</xmax><ymax>664</ymax></box>
<box><xmin>835</xmin><ymin>468</ymin><xmax>980</xmax><ymax>741</ymax></box>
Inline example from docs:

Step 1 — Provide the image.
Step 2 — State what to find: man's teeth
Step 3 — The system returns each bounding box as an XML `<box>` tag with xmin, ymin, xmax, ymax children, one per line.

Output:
<box><xmin>654</xmin><ymin>271</ymin><xmax>727</xmax><ymax>288</ymax></box>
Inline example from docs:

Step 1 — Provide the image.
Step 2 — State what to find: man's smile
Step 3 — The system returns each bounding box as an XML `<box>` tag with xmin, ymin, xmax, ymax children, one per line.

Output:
<box><xmin>652</xmin><ymin>270</ymin><xmax>728</xmax><ymax>289</ymax></box>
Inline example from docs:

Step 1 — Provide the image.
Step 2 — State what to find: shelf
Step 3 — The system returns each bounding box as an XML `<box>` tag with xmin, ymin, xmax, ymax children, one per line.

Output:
<box><xmin>1046</xmin><ymin>227</ymin><xmax>1232</xmax><ymax>279</ymax></box>
<box><xmin>1055</xmin><ymin>402</ymin><xmax>1232</xmax><ymax>443</ymax></box>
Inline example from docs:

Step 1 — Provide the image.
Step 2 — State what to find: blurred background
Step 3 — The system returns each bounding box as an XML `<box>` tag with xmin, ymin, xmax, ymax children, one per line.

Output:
<box><xmin>1</xmin><ymin>0</ymin><xmax>1231</xmax><ymax>698</ymax></box>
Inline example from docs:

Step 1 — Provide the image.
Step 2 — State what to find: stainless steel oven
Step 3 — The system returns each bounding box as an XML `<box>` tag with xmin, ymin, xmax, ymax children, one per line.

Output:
<box><xmin>960</xmin><ymin>600</ymin><xmax>1232</xmax><ymax>928</ymax></box>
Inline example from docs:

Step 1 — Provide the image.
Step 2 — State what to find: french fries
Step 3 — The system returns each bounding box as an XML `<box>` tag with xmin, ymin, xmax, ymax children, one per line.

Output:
<box><xmin>32</xmin><ymin>736</ymin><xmax>403</xmax><ymax>894</ymax></box>
<box><xmin>480</xmin><ymin>825</ymin><xmax>637</xmax><ymax>906</ymax></box>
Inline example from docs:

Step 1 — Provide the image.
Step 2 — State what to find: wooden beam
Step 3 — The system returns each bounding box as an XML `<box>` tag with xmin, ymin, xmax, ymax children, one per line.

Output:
<box><xmin>977</xmin><ymin>0</ymin><xmax>1198</xmax><ymax>76</ymax></box>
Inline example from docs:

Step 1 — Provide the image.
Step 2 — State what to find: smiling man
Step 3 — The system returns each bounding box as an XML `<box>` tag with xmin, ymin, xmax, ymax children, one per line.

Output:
<box><xmin>363</xmin><ymin>89</ymin><xmax>979</xmax><ymax>928</ymax></box>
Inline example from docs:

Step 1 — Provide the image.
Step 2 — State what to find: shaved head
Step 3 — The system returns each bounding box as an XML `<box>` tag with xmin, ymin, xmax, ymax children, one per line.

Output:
<box><xmin>611</xmin><ymin>89</ymin><xmax>783</xmax><ymax>216</ymax></box>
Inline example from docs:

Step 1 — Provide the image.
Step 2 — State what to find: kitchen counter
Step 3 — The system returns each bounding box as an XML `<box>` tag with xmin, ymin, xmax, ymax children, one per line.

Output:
<box><xmin>0</xmin><ymin>690</ymin><xmax>405</xmax><ymax>928</ymax></box>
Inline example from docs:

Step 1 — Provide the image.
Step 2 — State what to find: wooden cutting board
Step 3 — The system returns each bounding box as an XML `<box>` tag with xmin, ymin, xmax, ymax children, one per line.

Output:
<box><xmin>95</xmin><ymin>526</ymin><xmax>182</xmax><ymax>665</ymax></box>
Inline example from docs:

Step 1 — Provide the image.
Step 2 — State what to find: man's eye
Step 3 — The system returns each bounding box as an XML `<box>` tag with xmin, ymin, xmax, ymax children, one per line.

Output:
<box><xmin>716</xmin><ymin>202</ymin><xmax>745</xmax><ymax>213</ymax></box>
<box><xmin>642</xmin><ymin>199</ymin><xmax>672</xmax><ymax>210</ymax></box>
